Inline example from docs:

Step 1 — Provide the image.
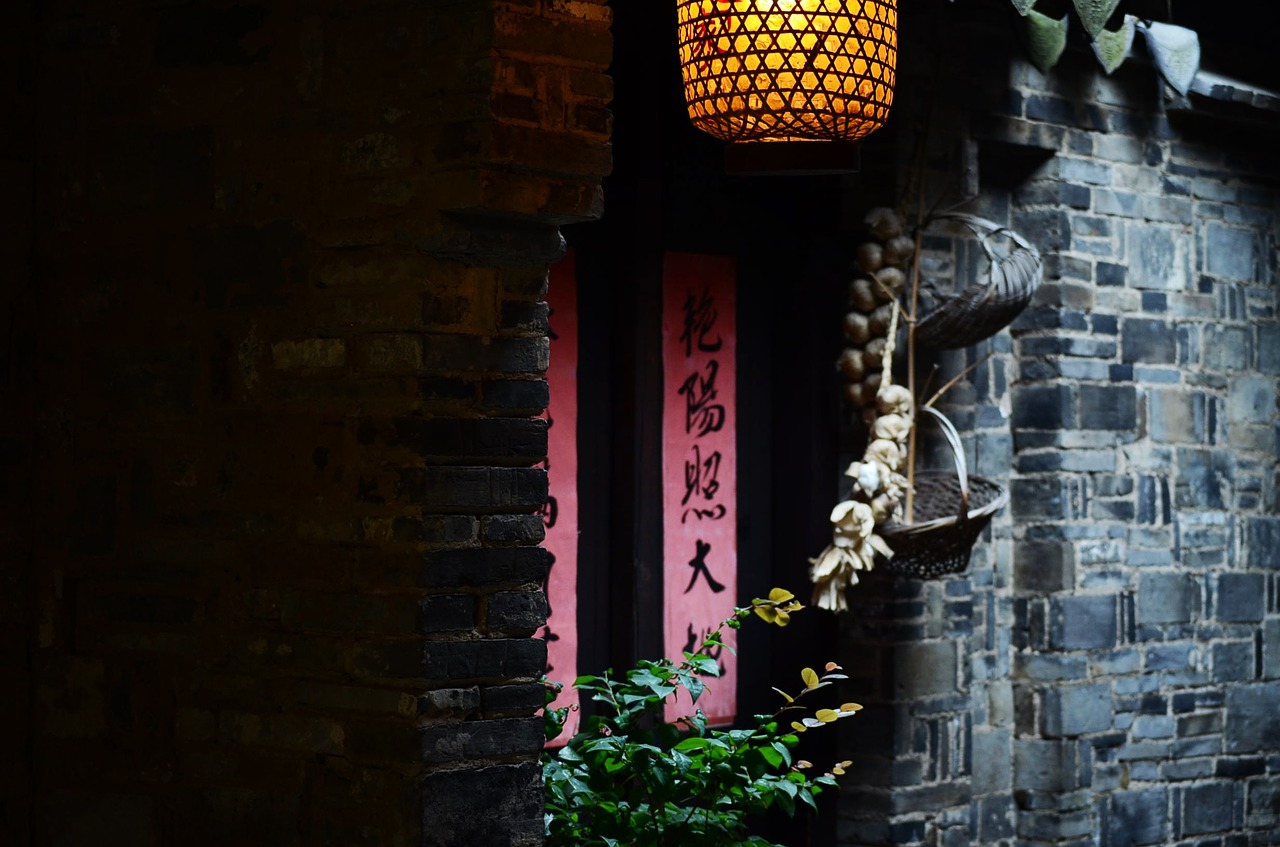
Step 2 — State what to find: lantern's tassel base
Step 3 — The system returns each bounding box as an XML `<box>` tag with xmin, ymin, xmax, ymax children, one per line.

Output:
<box><xmin>725</xmin><ymin>141</ymin><xmax>861</xmax><ymax>176</ymax></box>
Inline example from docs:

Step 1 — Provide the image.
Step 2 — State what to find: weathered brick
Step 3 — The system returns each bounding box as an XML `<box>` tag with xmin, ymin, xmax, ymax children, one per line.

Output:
<box><xmin>1216</xmin><ymin>573</ymin><xmax>1266</xmax><ymax>622</ymax></box>
<box><xmin>1015</xmin><ymin>541</ymin><xmax>1075</xmax><ymax>593</ymax></box>
<box><xmin>1213</xmin><ymin>641</ymin><xmax>1255</xmax><ymax>683</ymax></box>
<box><xmin>1126</xmin><ymin>222</ymin><xmax>1190</xmax><ymax>291</ymax></box>
<box><xmin>423</xmin><ymin>546</ymin><xmax>551</xmax><ymax>589</ymax></box>
<box><xmin>1246</xmin><ymin>518</ymin><xmax>1280</xmax><ymax>569</ymax></box>
<box><xmin>419</xmin><ymin>764</ymin><xmax>543</xmax><ymax>847</ymax></box>
<box><xmin>1225</xmin><ymin>682</ymin><xmax>1280</xmax><ymax>753</ymax></box>
<box><xmin>1123</xmin><ymin>319</ymin><xmax>1177</xmax><ymax>364</ymax></box>
<box><xmin>892</xmin><ymin>641</ymin><xmax>957</xmax><ymax>698</ymax></box>
<box><xmin>1183</xmin><ymin>782</ymin><xmax>1236</xmax><ymax>835</ymax></box>
<box><xmin>398</xmin><ymin>416</ymin><xmax>548</xmax><ymax>462</ymax></box>
<box><xmin>1205</xmin><ymin>222</ymin><xmax>1259</xmax><ymax>280</ymax></box>
<box><xmin>1136</xmin><ymin>573</ymin><xmax>1199</xmax><ymax>624</ymax></box>
<box><xmin>1079</xmin><ymin>385</ymin><xmax>1137</xmax><ymax>430</ymax></box>
<box><xmin>1108</xmin><ymin>788</ymin><xmax>1169</xmax><ymax>847</ymax></box>
<box><xmin>1043</xmin><ymin>683</ymin><xmax>1112</xmax><ymax>737</ymax></box>
<box><xmin>1012</xmin><ymin>384</ymin><xmax>1075</xmax><ymax>430</ymax></box>
<box><xmin>480</xmin><ymin>514</ymin><xmax>546</xmax><ymax>544</ymax></box>
<box><xmin>412</xmin><ymin>466</ymin><xmax>548</xmax><ymax>511</ymax></box>
<box><xmin>1050</xmin><ymin>595</ymin><xmax>1118</xmax><ymax>650</ymax></box>
<box><xmin>420</xmin><ymin>716</ymin><xmax>544</xmax><ymax>765</ymax></box>
<box><xmin>420</xmin><ymin>595</ymin><xmax>478</xmax><ymax>633</ymax></box>
<box><xmin>484</xmin><ymin>589</ymin><xmax>548</xmax><ymax>632</ymax></box>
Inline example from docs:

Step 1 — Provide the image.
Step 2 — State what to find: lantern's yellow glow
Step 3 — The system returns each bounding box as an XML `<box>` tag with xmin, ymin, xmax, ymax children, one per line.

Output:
<box><xmin>677</xmin><ymin>0</ymin><xmax>897</xmax><ymax>144</ymax></box>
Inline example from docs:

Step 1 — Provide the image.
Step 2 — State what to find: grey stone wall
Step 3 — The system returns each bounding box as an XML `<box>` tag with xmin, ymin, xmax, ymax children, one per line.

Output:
<box><xmin>836</xmin><ymin>10</ymin><xmax>1279</xmax><ymax>847</ymax></box>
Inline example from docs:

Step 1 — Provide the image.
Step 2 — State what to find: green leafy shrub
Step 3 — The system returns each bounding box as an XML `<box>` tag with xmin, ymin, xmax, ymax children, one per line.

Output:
<box><xmin>542</xmin><ymin>589</ymin><xmax>860</xmax><ymax>847</ymax></box>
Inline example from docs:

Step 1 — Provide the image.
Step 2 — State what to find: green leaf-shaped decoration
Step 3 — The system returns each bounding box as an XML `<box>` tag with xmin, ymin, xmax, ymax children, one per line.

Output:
<box><xmin>1072</xmin><ymin>0</ymin><xmax>1121</xmax><ymax>38</ymax></box>
<box><xmin>1091</xmin><ymin>14</ymin><xmax>1136</xmax><ymax>75</ymax></box>
<box><xmin>1010</xmin><ymin>0</ymin><xmax>1036</xmax><ymax>14</ymax></box>
<box><xmin>1139</xmin><ymin>21</ymin><xmax>1201</xmax><ymax>96</ymax></box>
<box><xmin>1027</xmin><ymin>10</ymin><xmax>1069</xmax><ymax>74</ymax></box>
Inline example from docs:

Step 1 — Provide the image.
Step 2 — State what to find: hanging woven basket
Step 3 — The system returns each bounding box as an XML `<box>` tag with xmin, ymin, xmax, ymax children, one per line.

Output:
<box><xmin>914</xmin><ymin>212</ymin><xmax>1043</xmax><ymax>350</ymax></box>
<box><xmin>878</xmin><ymin>406</ymin><xmax>1007</xmax><ymax>579</ymax></box>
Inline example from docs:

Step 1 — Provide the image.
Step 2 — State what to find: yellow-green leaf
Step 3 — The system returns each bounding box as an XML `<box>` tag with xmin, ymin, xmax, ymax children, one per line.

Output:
<box><xmin>1027</xmin><ymin>10</ymin><xmax>1069</xmax><ymax>74</ymax></box>
<box><xmin>815</xmin><ymin>708</ymin><xmax>840</xmax><ymax>723</ymax></box>
<box><xmin>840</xmin><ymin>702</ymin><xmax>864</xmax><ymax>713</ymax></box>
<box><xmin>768</xmin><ymin>587</ymin><xmax>795</xmax><ymax>603</ymax></box>
<box><xmin>790</xmin><ymin>721</ymin><xmax>807</xmax><ymax>733</ymax></box>
<box><xmin>1073</xmin><ymin>0</ymin><xmax>1121</xmax><ymax>38</ymax></box>
<box><xmin>1091</xmin><ymin>15</ymin><xmax>1135</xmax><ymax>75</ymax></box>
<box><xmin>801</xmin><ymin>667</ymin><xmax>819</xmax><ymax>689</ymax></box>
<box><xmin>772</xmin><ymin>687</ymin><xmax>795</xmax><ymax>704</ymax></box>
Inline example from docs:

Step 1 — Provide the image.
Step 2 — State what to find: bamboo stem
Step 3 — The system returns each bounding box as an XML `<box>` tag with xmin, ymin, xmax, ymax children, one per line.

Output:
<box><xmin>924</xmin><ymin>352</ymin><xmax>994</xmax><ymax>410</ymax></box>
<box><xmin>905</xmin><ymin>211</ymin><xmax>924</xmax><ymax>524</ymax></box>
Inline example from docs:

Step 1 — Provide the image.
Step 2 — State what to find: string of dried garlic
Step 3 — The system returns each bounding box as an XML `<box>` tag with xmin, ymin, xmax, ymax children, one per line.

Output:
<box><xmin>809</xmin><ymin>292</ymin><xmax>914</xmax><ymax>612</ymax></box>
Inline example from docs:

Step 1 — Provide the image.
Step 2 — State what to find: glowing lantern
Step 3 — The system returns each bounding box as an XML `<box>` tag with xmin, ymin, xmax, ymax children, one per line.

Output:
<box><xmin>677</xmin><ymin>0</ymin><xmax>898</xmax><ymax>172</ymax></box>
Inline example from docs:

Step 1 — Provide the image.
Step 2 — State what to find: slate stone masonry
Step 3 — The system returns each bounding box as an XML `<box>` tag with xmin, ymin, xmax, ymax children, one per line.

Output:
<box><xmin>836</xmin><ymin>9</ymin><xmax>1280</xmax><ymax>847</ymax></box>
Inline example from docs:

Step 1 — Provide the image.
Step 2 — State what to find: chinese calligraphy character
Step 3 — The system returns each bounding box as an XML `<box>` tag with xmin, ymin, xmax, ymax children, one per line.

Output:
<box><xmin>682</xmin><ymin>444</ymin><xmax>726</xmax><ymax>523</ymax></box>
<box><xmin>679</xmin><ymin>360</ymin><xmax>725</xmax><ymax>437</ymax></box>
<box><xmin>539</xmin><ymin>551</ymin><xmax>560</xmax><ymax>672</ymax></box>
<box><xmin>684</xmin><ymin>538</ymin><xmax>726</xmax><ymax>594</ymax></box>
<box><xmin>680</xmin><ymin>287</ymin><xmax>723</xmax><ymax>358</ymax></box>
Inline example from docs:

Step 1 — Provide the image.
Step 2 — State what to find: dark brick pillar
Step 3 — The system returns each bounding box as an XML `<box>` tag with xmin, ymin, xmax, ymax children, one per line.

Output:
<box><xmin>16</xmin><ymin>1</ymin><xmax>610</xmax><ymax>844</ymax></box>
<box><xmin>1</xmin><ymin>3</ymin><xmax>36</xmax><ymax>843</ymax></box>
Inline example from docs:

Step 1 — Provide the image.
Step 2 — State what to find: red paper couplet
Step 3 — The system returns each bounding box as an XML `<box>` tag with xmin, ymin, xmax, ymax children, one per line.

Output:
<box><xmin>542</xmin><ymin>251</ymin><xmax>581</xmax><ymax>744</ymax></box>
<box><xmin>661</xmin><ymin>253</ymin><xmax>738</xmax><ymax>726</ymax></box>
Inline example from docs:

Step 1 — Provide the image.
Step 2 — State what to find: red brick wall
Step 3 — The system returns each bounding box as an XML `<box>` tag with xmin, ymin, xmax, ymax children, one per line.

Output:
<box><xmin>7</xmin><ymin>2</ymin><xmax>610</xmax><ymax>843</ymax></box>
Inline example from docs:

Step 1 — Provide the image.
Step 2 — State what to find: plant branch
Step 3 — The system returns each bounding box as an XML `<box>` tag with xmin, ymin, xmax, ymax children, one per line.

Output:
<box><xmin>923</xmin><ymin>353</ymin><xmax>994</xmax><ymax>410</ymax></box>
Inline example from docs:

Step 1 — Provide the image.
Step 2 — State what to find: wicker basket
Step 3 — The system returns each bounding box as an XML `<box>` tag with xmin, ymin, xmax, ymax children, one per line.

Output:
<box><xmin>878</xmin><ymin>407</ymin><xmax>1008</xmax><ymax>579</ymax></box>
<box><xmin>914</xmin><ymin>212</ymin><xmax>1042</xmax><ymax>351</ymax></box>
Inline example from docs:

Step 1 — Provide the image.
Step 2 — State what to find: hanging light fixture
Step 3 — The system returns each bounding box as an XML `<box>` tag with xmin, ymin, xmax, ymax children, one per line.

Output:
<box><xmin>677</xmin><ymin>0</ymin><xmax>897</xmax><ymax>174</ymax></box>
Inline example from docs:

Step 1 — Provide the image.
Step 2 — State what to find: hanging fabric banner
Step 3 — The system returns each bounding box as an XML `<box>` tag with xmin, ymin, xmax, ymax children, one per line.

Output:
<box><xmin>542</xmin><ymin>250</ymin><xmax>580</xmax><ymax>744</ymax></box>
<box><xmin>661</xmin><ymin>253</ymin><xmax>738</xmax><ymax>726</ymax></box>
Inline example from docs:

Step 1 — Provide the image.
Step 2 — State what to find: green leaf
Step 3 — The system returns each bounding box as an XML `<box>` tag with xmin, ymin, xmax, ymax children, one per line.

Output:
<box><xmin>775</xmin><ymin>789</ymin><xmax>795</xmax><ymax>818</ymax></box>
<box><xmin>799</xmin><ymin>788</ymin><xmax>819</xmax><ymax>813</ymax></box>
<box><xmin>759</xmin><ymin>746</ymin><xmax>784</xmax><ymax>768</ymax></box>
<box><xmin>1027</xmin><ymin>10</ymin><xmax>1069</xmax><ymax>74</ymax></box>
<box><xmin>1072</xmin><ymin>0</ymin><xmax>1121</xmax><ymax>38</ymax></box>
<box><xmin>688</xmin><ymin>654</ymin><xmax>721</xmax><ymax>676</ymax></box>
<box><xmin>1091</xmin><ymin>14</ymin><xmax>1135</xmax><ymax>74</ymax></box>
<box><xmin>1010</xmin><ymin>0</ymin><xmax>1035</xmax><ymax>14</ymax></box>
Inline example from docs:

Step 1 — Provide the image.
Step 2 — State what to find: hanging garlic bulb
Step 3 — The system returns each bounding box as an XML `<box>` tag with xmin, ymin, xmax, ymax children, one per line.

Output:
<box><xmin>813</xmin><ymin>278</ymin><xmax>916</xmax><ymax>611</ymax></box>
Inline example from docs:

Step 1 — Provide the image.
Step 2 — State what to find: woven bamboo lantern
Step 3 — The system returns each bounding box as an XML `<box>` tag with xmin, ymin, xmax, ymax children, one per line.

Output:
<box><xmin>677</xmin><ymin>0</ymin><xmax>897</xmax><ymax>173</ymax></box>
